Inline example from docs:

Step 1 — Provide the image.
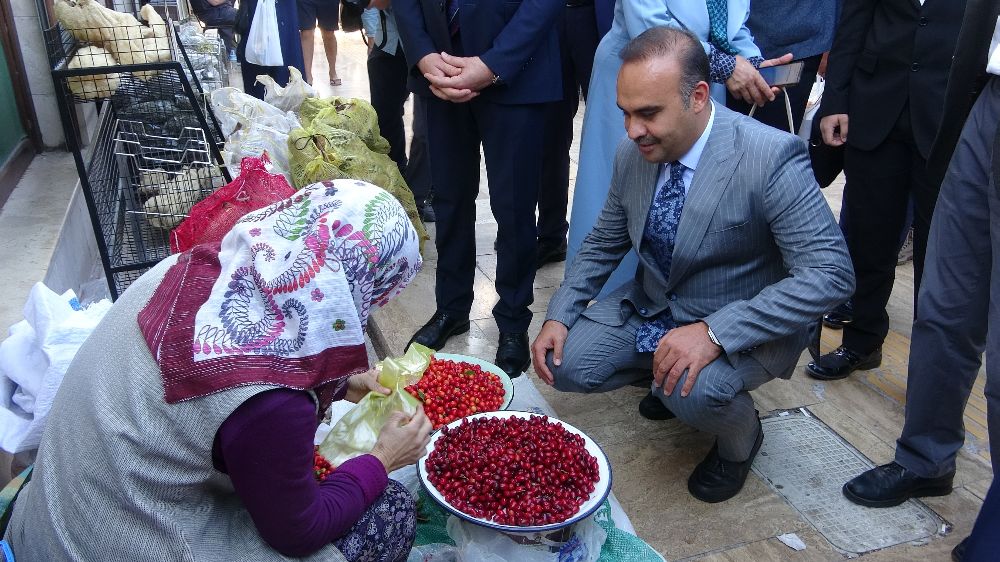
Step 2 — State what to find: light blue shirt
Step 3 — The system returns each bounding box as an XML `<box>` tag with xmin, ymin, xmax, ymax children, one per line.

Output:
<box><xmin>361</xmin><ymin>7</ymin><xmax>401</xmax><ymax>55</ymax></box>
<box><xmin>654</xmin><ymin>102</ymin><xmax>716</xmax><ymax>196</ymax></box>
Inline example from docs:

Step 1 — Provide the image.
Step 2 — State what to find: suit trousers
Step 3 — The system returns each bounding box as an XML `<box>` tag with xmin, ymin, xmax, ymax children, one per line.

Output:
<box><xmin>424</xmin><ymin>95</ymin><xmax>545</xmax><ymax>332</ymax></box>
<box><xmin>841</xmin><ymin>106</ymin><xmax>940</xmax><ymax>353</ymax></box>
<box><xmin>895</xmin><ymin>77</ymin><xmax>1000</xmax><ymax>478</ymax></box>
<box><xmin>537</xmin><ymin>4</ymin><xmax>600</xmax><ymax>244</ymax></box>
<box><xmin>367</xmin><ymin>45</ymin><xmax>409</xmax><ymax>174</ymax></box>
<box><xmin>548</xmin><ymin>311</ymin><xmax>774</xmax><ymax>461</ymax></box>
<box><xmin>405</xmin><ymin>95</ymin><xmax>432</xmax><ymax>202</ymax></box>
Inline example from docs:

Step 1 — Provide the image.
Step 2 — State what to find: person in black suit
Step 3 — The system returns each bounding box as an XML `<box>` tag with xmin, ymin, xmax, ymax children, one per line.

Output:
<box><xmin>805</xmin><ymin>0</ymin><xmax>967</xmax><ymax>381</ymax></box>
<box><xmin>841</xmin><ymin>2</ymin><xmax>1000</xmax><ymax>560</ymax></box>
<box><xmin>394</xmin><ymin>0</ymin><xmax>563</xmax><ymax>376</ymax></box>
<box><xmin>534</xmin><ymin>0</ymin><xmax>614</xmax><ymax>270</ymax></box>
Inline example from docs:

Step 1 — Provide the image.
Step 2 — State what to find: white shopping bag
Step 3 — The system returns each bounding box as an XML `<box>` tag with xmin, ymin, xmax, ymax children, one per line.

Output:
<box><xmin>245</xmin><ymin>0</ymin><xmax>283</xmax><ymax>67</ymax></box>
<box><xmin>0</xmin><ymin>283</ymin><xmax>112</xmax><ymax>453</ymax></box>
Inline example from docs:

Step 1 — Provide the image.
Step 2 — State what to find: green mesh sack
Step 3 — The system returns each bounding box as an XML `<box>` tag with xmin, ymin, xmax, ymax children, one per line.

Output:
<box><xmin>310</xmin><ymin>97</ymin><xmax>392</xmax><ymax>155</ymax></box>
<box><xmin>287</xmin><ymin>127</ymin><xmax>348</xmax><ymax>188</ymax></box>
<box><xmin>286</xmin><ymin>125</ymin><xmax>428</xmax><ymax>250</ymax></box>
<box><xmin>297</xmin><ymin>96</ymin><xmax>332</xmax><ymax>127</ymax></box>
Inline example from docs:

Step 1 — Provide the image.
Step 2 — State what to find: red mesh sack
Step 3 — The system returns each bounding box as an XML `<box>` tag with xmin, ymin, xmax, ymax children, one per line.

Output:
<box><xmin>170</xmin><ymin>155</ymin><xmax>296</xmax><ymax>253</ymax></box>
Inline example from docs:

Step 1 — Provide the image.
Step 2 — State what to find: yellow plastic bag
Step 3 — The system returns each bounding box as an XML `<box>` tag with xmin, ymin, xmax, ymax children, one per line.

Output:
<box><xmin>317</xmin><ymin>344</ymin><xmax>434</xmax><ymax>466</ymax></box>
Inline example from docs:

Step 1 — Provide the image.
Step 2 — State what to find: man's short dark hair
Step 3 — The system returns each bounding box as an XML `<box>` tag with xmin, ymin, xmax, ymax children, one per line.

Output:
<box><xmin>620</xmin><ymin>26</ymin><xmax>710</xmax><ymax>107</ymax></box>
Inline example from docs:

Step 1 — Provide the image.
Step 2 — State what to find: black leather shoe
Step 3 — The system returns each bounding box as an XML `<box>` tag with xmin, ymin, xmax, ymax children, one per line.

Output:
<box><xmin>688</xmin><ymin>419</ymin><xmax>763</xmax><ymax>503</ymax></box>
<box><xmin>805</xmin><ymin>346</ymin><xmax>881</xmax><ymax>380</ymax></box>
<box><xmin>407</xmin><ymin>311</ymin><xmax>470</xmax><ymax>351</ymax></box>
<box><xmin>842</xmin><ymin>461</ymin><xmax>955</xmax><ymax>508</ymax></box>
<box><xmin>638</xmin><ymin>391</ymin><xmax>676</xmax><ymax>420</ymax></box>
<box><xmin>536</xmin><ymin>239</ymin><xmax>568</xmax><ymax>269</ymax></box>
<box><xmin>822</xmin><ymin>300</ymin><xmax>854</xmax><ymax>329</ymax></box>
<box><xmin>495</xmin><ymin>332</ymin><xmax>529</xmax><ymax>378</ymax></box>
<box><xmin>952</xmin><ymin>536</ymin><xmax>969</xmax><ymax>562</ymax></box>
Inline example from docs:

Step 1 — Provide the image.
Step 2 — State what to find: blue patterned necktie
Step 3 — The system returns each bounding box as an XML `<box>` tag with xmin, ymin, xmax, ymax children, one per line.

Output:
<box><xmin>446</xmin><ymin>0</ymin><xmax>460</xmax><ymax>36</ymax></box>
<box><xmin>635</xmin><ymin>162</ymin><xmax>686</xmax><ymax>353</ymax></box>
<box><xmin>706</xmin><ymin>0</ymin><xmax>738</xmax><ymax>55</ymax></box>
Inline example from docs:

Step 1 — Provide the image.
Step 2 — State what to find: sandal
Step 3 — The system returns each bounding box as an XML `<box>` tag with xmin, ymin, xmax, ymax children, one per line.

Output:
<box><xmin>330</xmin><ymin>78</ymin><xmax>343</xmax><ymax>86</ymax></box>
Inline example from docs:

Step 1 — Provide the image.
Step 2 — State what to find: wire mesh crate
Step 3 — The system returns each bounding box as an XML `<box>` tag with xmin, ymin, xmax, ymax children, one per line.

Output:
<box><xmin>45</xmin><ymin>3</ymin><xmax>231</xmax><ymax>298</ymax></box>
<box><xmin>87</xmin><ymin>109</ymin><xmax>227</xmax><ymax>297</ymax></box>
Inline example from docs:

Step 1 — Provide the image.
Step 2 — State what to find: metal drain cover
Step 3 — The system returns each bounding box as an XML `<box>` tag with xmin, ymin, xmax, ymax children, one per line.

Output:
<box><xmin>752</xmin><ymin>412</ymin><xmax>942</xmax><ymax>555</ymax></box>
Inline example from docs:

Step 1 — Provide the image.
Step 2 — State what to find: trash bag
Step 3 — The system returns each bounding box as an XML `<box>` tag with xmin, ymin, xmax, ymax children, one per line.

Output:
<box><xmin>170</xmin><ymin>154</ymin><xmax>297</xmax><ymax>252</ymax></box>
<box><xmin>210</xmin><ymin>87</ymin><xmax>300</xmax><ymax>138</ymax></box>
<box><xmin>259</xmin><ymin>66</ymin><xmax>317</xmax><ymax>113</ymax></box>
<box><xmin>222</xmin><ymin>122</ymin><xmax>293</xmax><ymax>183</ymax></box>
<box><xmin>299</xmin><ymin>96</ymin><xmax>391</xmax><ymax>155</ymax></box>
<box><xmin>287</xmin><ymin>125</ymin><xmax>427</xmax><ymax>249</ymax></box>
<box><xmin>316</xmin><ymin>344</ymin><xmax>433</xmax><ymax>467</ymax></box>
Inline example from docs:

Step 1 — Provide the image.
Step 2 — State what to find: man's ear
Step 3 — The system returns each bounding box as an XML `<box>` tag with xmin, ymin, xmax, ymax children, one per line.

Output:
<box><xmin>691</xmin><ymin>81</ymin><xmax>711</xmax><ymax>112</ymax></box>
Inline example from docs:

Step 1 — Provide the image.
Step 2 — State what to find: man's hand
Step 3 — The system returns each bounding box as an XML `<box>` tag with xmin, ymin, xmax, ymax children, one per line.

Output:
<box><xmin>820</xmin><ymin>114</ymin><xmax>849</xmax><ymax>146</ymax></box>
<box><xmin>345</xmin><ymin>368</ymin><xmax>391</xmax><ymax>403</ymax></box>
<box><xmin>653</xmin><ymin>322</ymin><xmax>722</xmax><ymax>398</ymax></box>
<box><xmin>531</xmin><ymin>320</ymin><xmax>569</xmax><ymax>386</ymax></box>
<box><xmin>369</xmin><ymin>0</ymin><xmax>390</xmax><ymax>9</ymax></box>
<box><xmin>424</xmin><ymin>53</ymin><xmax>495</xmax><ymax>102</ymax></box>
<box><xmin>417</xmin><ymin>53</ymin><xmax>474</xmax><ymax>102</ymax></box>
<box><xmin>726</xmin><ymin>53</ymin><xmax>793</xmax><ymax>107</ymax></box>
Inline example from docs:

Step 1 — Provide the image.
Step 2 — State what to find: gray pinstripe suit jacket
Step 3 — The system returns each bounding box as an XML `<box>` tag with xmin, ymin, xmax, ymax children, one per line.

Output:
<box><xmin>547</xmin><ymin>105</ymin><xmax>855</xmax><ymax>378</ymax></box>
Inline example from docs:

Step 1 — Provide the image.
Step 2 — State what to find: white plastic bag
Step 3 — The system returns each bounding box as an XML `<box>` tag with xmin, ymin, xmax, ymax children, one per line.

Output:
<box><xmin>245</xmin><ymin>0</ymin><xmax>282</xmax><ymax>66</ymax></box>
<box><xmin>210</xmin><ymin>87</ymin><xmax>300</xmax><ymax>137</ymax></box>
<box><xmin>446</xmin><ymin>515</ymin><xmax>606</xmax><ymax>562</ymax></box>
<box><xmin>258</xmin><ymin>66</ymin><xmax>317</xmax><ymax>113</ymax></box>
<box><xmin>0</xmin><ymin>283</ymin><xmax>112</xmax><ymax>453</ymax></box>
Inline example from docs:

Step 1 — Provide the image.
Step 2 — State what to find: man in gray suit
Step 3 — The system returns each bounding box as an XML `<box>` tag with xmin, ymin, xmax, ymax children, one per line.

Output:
<box><xmin>531</xmin><ymin>26</ymin><xmax>854</xmax><ymax>503</ymax></box>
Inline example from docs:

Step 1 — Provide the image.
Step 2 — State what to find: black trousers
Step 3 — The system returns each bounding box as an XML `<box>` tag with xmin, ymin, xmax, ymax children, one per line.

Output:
<box><xmin>841</xmin><ymin>106</ymin><xmax>941</xmax><ymax>353</ymax></box>
<box><xmin>199</xmin><ymin>5</ymin><xmax>238</xmax><ymax>52</ymax></box>
<box><xmin>367</xmin><ymin>45</ymin><xmax>432</xmax><ymax>202</ymax></box>
<box><xmin>367</xmin><ymin>45</ymin><xmax>409</xmax><ymax>174</ymax></box>
<box><xmin>727</xmin><ymin>54</ymin><xmax>822</xmax><ymax>134</ymax></box>
<box><xmin>424</xmin><ymin>95</ymin><xmax>545</xmax><ymax>333</ymax></box>
<box><xmin>405</xmin><ymin>95</ymin><xmax>432</xmax><ymax>202</ymax></box>
<box><xmin>537</xmin><ymin>4</ymin><xmax>600</xmax><ymax>244</ymax></box>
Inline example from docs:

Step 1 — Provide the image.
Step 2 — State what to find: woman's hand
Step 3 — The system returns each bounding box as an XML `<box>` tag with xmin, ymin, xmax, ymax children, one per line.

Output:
<box><xmin>371</xmin><ymin>405</ymin><xmax>433</xmax><ymax>473</ymax></box>
<box><xmin>345</xmin><ymin>368</ymin><xmax>391</xmax><ymax>403</ymax></box>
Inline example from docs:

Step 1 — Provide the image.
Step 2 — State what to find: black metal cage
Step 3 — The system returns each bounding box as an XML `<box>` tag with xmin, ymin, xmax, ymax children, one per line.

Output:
<box><xmin>45</xmin><ymin>3</ymin><xmax>231</xmax><ymax>299</ymax></box>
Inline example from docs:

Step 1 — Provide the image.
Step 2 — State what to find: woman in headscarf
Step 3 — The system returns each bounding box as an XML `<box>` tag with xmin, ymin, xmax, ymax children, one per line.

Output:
<box><xmin>3</xmin><ymin>179</ymin><xmax>428</xmax><ymax>561</ymax></box>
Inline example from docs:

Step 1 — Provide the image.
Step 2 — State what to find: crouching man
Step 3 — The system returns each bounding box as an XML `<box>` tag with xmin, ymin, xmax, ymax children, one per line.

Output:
<box><xmin>531</xmin><ymin>26</ymin><xmax>854</xmax><ymax>503</ymax></box>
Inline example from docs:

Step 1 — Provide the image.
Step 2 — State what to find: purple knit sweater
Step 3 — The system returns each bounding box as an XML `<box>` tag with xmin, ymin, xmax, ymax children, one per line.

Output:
<box><xmin>212</xmin><ymin>388</ymin><xmax>388</xmax><ymax>557</ymax></box>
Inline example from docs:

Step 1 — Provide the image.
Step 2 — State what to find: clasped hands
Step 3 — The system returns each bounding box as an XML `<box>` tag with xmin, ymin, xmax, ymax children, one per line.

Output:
<box><xmin>418</xmin><ymin>52</ymin><xmax>495</xmax><ymax>103</ymax></box>
<box><xmin>531</xmin><ymin>320</ymin><xmax>722</xmax><ymax>398</ymax></box>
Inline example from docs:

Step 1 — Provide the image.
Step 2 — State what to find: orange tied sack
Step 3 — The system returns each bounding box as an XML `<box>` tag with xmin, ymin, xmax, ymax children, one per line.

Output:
<box><xmin>170</xmin><ymin>154</ymin><xmax>296</xmax><ymax>253</ymax></box>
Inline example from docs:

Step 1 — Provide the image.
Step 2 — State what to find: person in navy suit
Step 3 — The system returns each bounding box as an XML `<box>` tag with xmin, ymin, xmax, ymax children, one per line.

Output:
<box><xmin>534</xmin><ymin>0</ymin><xmax>615</xmax><ymax>270</ymax></box>
<box><xmin>394</xmin><ymin>0</ymin><xmax>564</xmax><ymax>377</ymax></box>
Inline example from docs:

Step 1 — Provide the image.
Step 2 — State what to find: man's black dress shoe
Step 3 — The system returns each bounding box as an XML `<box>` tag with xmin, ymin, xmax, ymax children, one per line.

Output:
<box><xmin>495</xmin><ymin>332</ymin><xmax>529</xmax><ymax>378</ymax></box>
<box><xmin>407</xmin><ymin>311</ymin><xmax>470</xmax><ymax>351</ymax></box>
<box><xmin>536</xmin><ymin>239</ymin><xmax>568</xmax><ymax>269</ymax></box>
<box><xmin>951</xmin><ymin>536</ymin><xmax>969</xmax><ymax>562</ymax></box>
<box><xmin>805</xmin><ymin>346</ymin><xmax>881</xmax><ymax>380</ymax></box>
<box><xmin>822</xmin><ymin>300</ymin><xmax>854</xmax><ymax>329</ymax></box>
<box><xmin>842</xmin><ymin>461</ymin><xmax>955</xmax><ymax>508</ymax></box>
<box><xmin>688</xmin><ymin>419</ymin><xmax>763</xmax><ymax>503</ymax></box>
<box><xmin>638</xmin><ymin>391</ymin><xmax>676</xmax><ymax>420</ymax></box>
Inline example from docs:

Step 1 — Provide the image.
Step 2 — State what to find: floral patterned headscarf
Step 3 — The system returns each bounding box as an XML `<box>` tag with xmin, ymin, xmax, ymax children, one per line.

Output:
<box><xmin>138</xmin><ymin>180</ymin><xmax>422</xmax><ymax>405</ymax></box>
